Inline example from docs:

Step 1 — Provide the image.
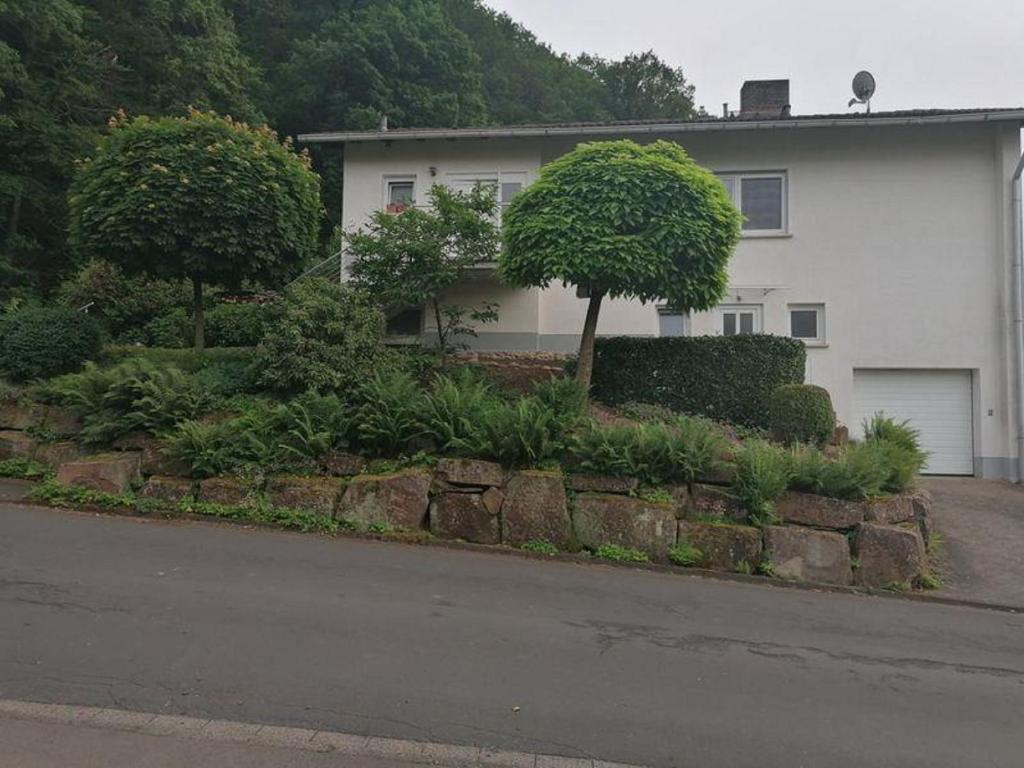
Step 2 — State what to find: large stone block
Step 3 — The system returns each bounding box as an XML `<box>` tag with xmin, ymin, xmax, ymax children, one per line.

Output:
<box><xmin>138</xmin><ymin>476</ymin><xmax>196</xmax><ymax>506</ymax></box>
<box><xmin>501</xmin><ymin>471</ymin><xmax>570</xmax><ymax>548</ymax></box>
<box><xmin>0</xmin><ymin>403</ymin><xmax>80</xmax><ymax>436</ymax></box>
<box><xmin>566</xmin><ymin>474</ymin><xmax>639</xmax><ymax>494</ymax></box>
<box><xmin>0</xmin><ymin>430</ymin><xmax>37</xmax><ymax>460</ymax></box>
<box><xmin>429</xmin><ymin>490</ymin><xmax>501</xmax><ymax>544</ymax></box>
<box><xmin>911</xmin><ymin>491</ymin><xmax>933</xmax><ymax>549</ymax></box>
<box><xmin>677</xmin><ymin>521</ymin><xmax>763</xmax><ymax>572</ymax></box>
<box><xmin>864</xmin><ymin>495</ymin><xmax>916</xmax><ymax>525</ymax></box>
<box><xmin>321</xmin><ymin>451</ymin><xmax>367</xmax><ymax>477</ymax></box>
<box><xmin>764</xmin><ymin>526</ymin><xmax>853</xmax><ymax>585</ymax></box>
<box><xmin>336</xmin><ymin>470</ymin><xmax>432</xmax><ymax>530</ymax></box>
<box><xmin>436</xmin><ymin>458</ymin><xmax>505</xmax><ymax>488</ymax></box>
<box><xmin>267</xmin><ymin>476</ymin><xmax>344</xmax><ymax>517</ymax></box>
<box><xmin>112</xmin><ymin>433</ymin><xmax>188</xmax><ymax>477</ymax></box>
<box><xmin>0</xmin><ymin>402</ymin><xmax>36</xmax><ymax>430</ymax></box>
<box><xmin>686</xmin><ymin>484</ymin><xmax>748</xmax><ymax>524</ymax></box>
<box><xmin>854</xmin><ymin>523</ymin><xmax>926</xmax><ymax>588</ymax></box>
<box><xmin>34</xmin><ymin>441</ymin><xmax>84</xmax><ymax>468</ymax></box>
<box><xmin>198</xmin><ymin>477</ymin><xmax>255</xmax><ymax>506</ymax></box>
<box><xmin>573</xmin><ymin>493</ymin><xmax>677</xmax><ymax>559</ymax></box>
<box><xmin>776</xmin><ymin>491</ymin><xmax>864</xmax><ymax>530</ymax></box>
<box><xmin>56</xmin><ymin>453</ymin><xmax>142</xmax><ymax>494</ymax></box>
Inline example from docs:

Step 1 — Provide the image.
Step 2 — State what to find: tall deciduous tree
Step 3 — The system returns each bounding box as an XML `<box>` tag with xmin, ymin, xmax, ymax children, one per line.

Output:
<box><xmin>501</xmin><ymin>140</ymin><xmax>742</xmax><ymax>390</ymax></box>
<box><xmin>346</xmin><ymin>184</ymin><xmax>499</xmax><ymax>351</ymax></box>
<box><xmin>577</xmin><ymin>51</ymin><xmax>699</xmax><ymax>121</ymax></box>
<box><xmin>68</xmin><ymin>109</ymin><xmax>321</xmax><ymax>350</ymax></box>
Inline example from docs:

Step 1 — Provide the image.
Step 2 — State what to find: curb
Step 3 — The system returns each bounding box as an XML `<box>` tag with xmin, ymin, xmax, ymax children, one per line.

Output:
<box><xmin>0</xmin><ymin>698</ymin><xmax>638</xmax><ymax>768</ymax></box>
<box><xmin>7</xmin><ymin>485</ymin><xmax>1023</xmax><ymax>616</ymax></box>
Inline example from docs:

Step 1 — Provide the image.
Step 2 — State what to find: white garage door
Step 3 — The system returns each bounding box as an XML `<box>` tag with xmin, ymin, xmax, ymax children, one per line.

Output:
<box><xmin>852</xmin><ymin>369</ymin><xmax>974</xmax><ymax>475</ymax></box>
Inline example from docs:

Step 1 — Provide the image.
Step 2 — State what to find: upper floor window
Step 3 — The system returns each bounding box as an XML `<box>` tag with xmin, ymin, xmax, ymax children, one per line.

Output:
<box><xmin>448</xmin><ymin>171</ymin><xmax>527</xmax><ymax>219</ymax></box>
<box><xmin>385</xmin><ymin>177</ymin><xmax>416</xmax><ymax>213</ymax></box>
<box><xmin>718</xmin><ymin>304</ymin><xmax>762</xmax><ymax>336</ymax></box>
<box><xmin>717</xmin><ymin>172</ymin><xmax>787</xmax><ymax>235</ymax></box>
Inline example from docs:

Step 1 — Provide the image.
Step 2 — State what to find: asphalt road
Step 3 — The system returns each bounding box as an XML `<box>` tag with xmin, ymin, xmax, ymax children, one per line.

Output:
<box><xmin>1</xmin><ymin>500</ymin><xmax>1023</xmax><ymax>768</ymax></box>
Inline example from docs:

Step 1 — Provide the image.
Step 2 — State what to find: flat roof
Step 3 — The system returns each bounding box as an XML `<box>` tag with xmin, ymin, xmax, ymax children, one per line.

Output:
<box><xmin>299</xmin><ymin>107</ymin><xmax>1024</xmax><ymax>145</ymax></box>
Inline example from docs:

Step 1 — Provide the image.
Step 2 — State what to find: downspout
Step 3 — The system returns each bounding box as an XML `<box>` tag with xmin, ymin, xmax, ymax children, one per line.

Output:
<box><xmin>1012</xmin><ymin>151</ymin><xmax>1024</xmax><ymax>482</ymax></box>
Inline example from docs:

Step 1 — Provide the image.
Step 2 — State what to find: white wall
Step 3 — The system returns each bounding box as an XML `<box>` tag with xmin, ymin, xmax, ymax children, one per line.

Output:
<box><xmin>340</xmin><ymin>122</ymin><xmax>1021</xmax><ymax>473</ymax></box>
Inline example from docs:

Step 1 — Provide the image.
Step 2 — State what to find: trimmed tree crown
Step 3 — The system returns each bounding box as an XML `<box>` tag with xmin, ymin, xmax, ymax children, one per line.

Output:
<box><xmin>499</xmin><ymin>139</ymin><xmax>742</xmax><ymax>311</ymax></box>
<box><xmin>68</xmin><ymin>109</ymin><xmax>322</xmax><ymax>288</ymax></box>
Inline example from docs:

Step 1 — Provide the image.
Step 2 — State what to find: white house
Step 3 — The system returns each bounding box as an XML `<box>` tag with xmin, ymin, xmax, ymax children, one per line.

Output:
<box><xmin>300</xmin><ymin>80</ymin><xmax>1024</xmax><ymax>481</ymax></box>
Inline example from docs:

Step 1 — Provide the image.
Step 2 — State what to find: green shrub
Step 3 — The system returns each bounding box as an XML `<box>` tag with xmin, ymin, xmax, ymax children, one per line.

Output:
<box><xmin>256</xmin><ymin>280</ymin><xmax>388</xmax><ymax>394</ymax></box>
<box><xmin>569</xmin><ymin>415</ymin><xmax>726</xmax><ymax>486</ymax></box>
<box><xmin>532</xmin><ymin>376</ymin><xmax>587</xmax><ymax>431</ymax></box>
<box><xmin>521</xmin><ymin>539</ymin><xmax>559</xmax><ymax>555</ymax></box>
<box><xmin>768</xmin><ymin>384</ymin><xmax>835</xmax><ymax>446</ymax></box>
<box><xmin>420</xmin><ymin>369</ymin><xmax>496</xmax><ymax>455</ymax></box>
<box><xmin>165</xmin><ymin>420</ymin><xmax>240</xmax><ymax>478</ymax></box>
<box><xmin>206</xmin><ymin>302</ymin><xmax>274</xmax><ymax>348</ymax></box>
<box><xmin>590</xmin><ymin>335</ymin><xmax>806</xmax><ymax>429</ymax></box>
<box><xmin>0</xmin><ymin>457</ymin><xmax>51</xmax><ymax>479</ymax></box>
<box><xmin>789</xmin><ymin>442</ymin><xmax>888</xmax><ymax>500</ymax></box>
<box><xmin>866</xmin><ymin>439</ymin><xmax>927</xmax><ymax>494</ymax></box>
<box><xmin>595</xmin><ymin>544</ymin><xmax>649</xmax><ymax>563</ymax></box>
<box><xmin>102</xmin><ymin>346</ymin><xmax>256</xmax><ymax>372</ymax></box>
<box><xmin>862</xmin><ymin>413</ymin><xmax>923</xmax><ymax>453</ymax></box>
<box><xmin>142</xmin><ymin>308</ymin><xmax>192</xmax><ymax>348</ymax></box>
<box><xmin>668</xmin><ymin>539</ymin><xmax>703</xmax><ymax>567</ymax></box>
<box><xmin>472</xmin><ymin>397</ymin><xmax>563</xmax><ymax>467</ymax></box>
<box><xmin>0</xmin><ymin>306</ymin><xmax>103</xmax><ymax>382</ymax></box>
<box><xmin>732</xmin><ymin>440</ymin><xmax>791</xmax><ymax>524</ymax></box>
<box><xmin>354</xmin><ymin>370</ymin><xmax>425</xmax><ymax>455</ymax></box>
<box><xmin>191</xmin><ymin>360</ymin><xmax>261</xmax><ymax>398</ymax></box>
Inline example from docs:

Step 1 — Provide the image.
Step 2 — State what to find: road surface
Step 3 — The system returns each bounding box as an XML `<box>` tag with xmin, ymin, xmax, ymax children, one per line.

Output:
<box><xmin>1</xmin><ymin>499</ymin><xmax>1022</xmax><ymax>767</ymax></box>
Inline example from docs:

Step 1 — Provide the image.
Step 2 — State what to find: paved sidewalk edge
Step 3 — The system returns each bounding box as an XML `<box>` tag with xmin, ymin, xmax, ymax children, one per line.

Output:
<box><xmin>0</xmin><ymin>698</ymin><xmax>640</xmax><ymax>768</ymax></box>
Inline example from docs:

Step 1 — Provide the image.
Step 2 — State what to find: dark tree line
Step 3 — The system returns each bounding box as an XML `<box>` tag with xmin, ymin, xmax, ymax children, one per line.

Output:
<box><xmin>1</xmin><ymin>0</ymin><xmax>699</xmax><ymax>296</ymax></box>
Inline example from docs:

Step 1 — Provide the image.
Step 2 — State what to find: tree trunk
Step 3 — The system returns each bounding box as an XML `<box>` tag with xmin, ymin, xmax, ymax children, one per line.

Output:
<box><xmin>432</xmin><ymin>298</ymin><xmax>445</xmax><ymax>351</ymax></box>
<box><xmin>192</xmin><ymin>277</ymin><xmax>205</xmax><ymax>352</ymax></box>
<box><xmin>575</xmin><ymin>290</ymin><xmax>605</xmax><ymax>392</ymax></box>
<box><xmin>7</xmin><ymin>193</ymin><xmax>22</xmax><ymax>242</ymax></box>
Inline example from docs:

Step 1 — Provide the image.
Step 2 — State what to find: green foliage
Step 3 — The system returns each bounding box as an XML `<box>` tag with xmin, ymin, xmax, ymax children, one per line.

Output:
<box><xmin>471</xmin><ymin>397</ymin><xmax>563</xmax><ymax>467</ymax></box>
<box><xmin>569</xmin><ymin>416</ymin><xmax>726</xmax><ymax>486</ymax></box>
<box><xmin>29</xmin><ymin>478</ymin><xmax>135</xmax><ymax>510</ymax></box>
<box><xmin>0</xmin><ymin>457</ymin><xmax>51</xmax><ymax>479</ymax></box>
<box><xmin>348</xmin><ymin>184</ymin><xmax>500</xmax><ymax>351</ymax></box>
<box><xmin>591</xmin><ymin>335</ymin><xmax>807</xmax><ymax>429</ymax></box>
<box><xmin>668</xmin><ymin>539</ymin><xmax>703</xmax><ymax>567</ymax></box>
<box><xmin>206</xmin><ymin>302</ymin><xmax>275</xmax><ymax>347</ymax></box>
<box><xmin>576</xmin><ymin>51</ymin><xmax>697</xmax><ymax>121</ymax></box>
<box><xmin>532</xmin><ymin>376</ymin><xmax>588</xmax><ymax>431</ymax></box>
<box><xmin>0</xmin><ymin>305</ymin><xmax>102</xmax><ymax>381</ymax></box>
<box><xmin>68</xmin><ymin>109</ymin><xmax>321</xmax><ymax>348</ymax></box>
<box><xmin>103</xmin><ymin>345</ymin><xmax>255</xmax><ymax>372</ymax></box>
<box><xmin>354</xmin><ymin>370</ymin><xmax>426</xmax><ymax>456</ymax></box>
<box><xmin>862</xmin><ymin>413</ymin><xmax>923</xmax><ymax>454</ymax></box>
<box><xmin>420</xmin><ymin>368</ymin><xmax>496</xmax><ymax>455</ymax></box>
<box><xmin>501</xmin><ymin>140</ymin><xmax>741</xmax><ymax>311</ymax></box>
<box><xmin>768</xmin><ymin>384</ymin><xmax>836</xmax><ymax>446</ymax></box>
<box><xmin>256</xmin><ymin>279</ymin><xmax>387</xmax><ymax>394</ymax></box>
<box><xmin>732</xmin><ymin>440</ymin><xmax>791</xmax><ymax>525</ymax></box>
<box><xmin>595</xmin><ymin>544</ymin><xmax>649</xmax><ymax>563</ymax></box>
<box><xmin>520</xmin><ymin>539</ymin><xmax>559</xmax><ymax>555</ymax></box>
<box><xmin>165</xmin><ymin>420</ymin><xmax>238</xmax><ymax>479</ymax></box>
<box><xmin>182</xmin><ymin>499</ymin><xmax>340</xmax><ymax>534</ymax></box>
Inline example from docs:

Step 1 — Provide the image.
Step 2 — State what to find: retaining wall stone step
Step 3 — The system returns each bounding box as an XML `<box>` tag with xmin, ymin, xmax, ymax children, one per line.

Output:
<box><xmin>853</xmin><ymin>523</ymin><xmax>926</xmax><ymax>588</ymax></box>
<box><xmin>197</xmin><ymin>477</ymin><xmax>255</xmax><ymax>506</ymax></box>
<box><xmin>686</xmin><ymin>484</ymin><xmax>748</xmax><ymax>524</ymax></box>
<box><xmin>776</xmin><ymin>491</ymin><xmax>864</xmax><ymax>530</ymax></box>
<box><xmin>138</xmin><ymin>476</ymin><xmax>196</xmax><ymax>506</ymax></box>
<box><xmin>267</xmin><ymin>476</ymin><xmax>345</xmax><ymax>517</ymax></box>
<box><xmin>55</xmin><ymin>453</ymin><xmax>142</xmax><ymax>494</ymax></box>
<box><xmin>501</xmin><ymin>471</ymin><xmax>570</xmax><ymax>548</ymax></box>
<box><xmin>435</xmin><ymin>458</ymin><xmax>505</xmax><ymax>488</ymax></box>
<box><xmin>677</xmin><ymin>520</ymin><xmax>762</xmax><ymax>572</ymax></box>
<box><xmin>336</xmin><ymin>470</ymin><xmax>432</xmax><ymax>530</ymax></box>
<box><xmin>429</xmin><ymin>490</ymin><xmax>502</xmax><ymax>544</ymax></box>
<box><xmin>763</xmin><ymin>525</ymin><xmax>853</xmax><ymax>586</ymax></box>
<box><xmin>573</xmin><ymin>493</ymin><xmax>677</xmax><ymax>560</ymax></box>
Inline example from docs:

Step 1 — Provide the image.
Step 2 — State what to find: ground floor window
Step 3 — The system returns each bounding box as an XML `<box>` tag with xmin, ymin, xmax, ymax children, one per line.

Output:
<box><xmin>718</xmin><ymin>304</ymin><xmax>762</xmax><ymax>336</ymax></box>
<box><xmin>789</xmin><ymin>303</ymin><xmax>825</xmax><ymax>344</ymax></box>
<box><xmin>657</xmin><ymin>307</ymin><xmax>689</xmax><ymax>337</ymax></box>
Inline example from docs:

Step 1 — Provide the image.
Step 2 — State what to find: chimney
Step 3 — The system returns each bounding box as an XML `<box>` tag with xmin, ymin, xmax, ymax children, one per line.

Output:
<box><xmin>739</xmin><ymin>80</ymin><xmax>790</xmax><ymax>118</ymax></box>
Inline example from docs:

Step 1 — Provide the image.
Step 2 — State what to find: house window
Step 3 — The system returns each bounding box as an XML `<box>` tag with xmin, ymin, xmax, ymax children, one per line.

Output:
<box><xmin>789</xmin><ymin>304</ymin><xmax>825</xmax><ymax>344</ymax></box>
<box><xmin>718</xmin><ymin>304</ymin><xmax>762</xmax><ymax>336</ymax></box>
<box><xmin>657</xmin><ymin>308</ymin><xmax>689</xmax><ymax>337</ymax></box>
<box><xmin>385</xmin><ymin>177</ymin><xmax>416</xmax><ymax>213</ymax></box>
<box><xmin>386</xmin><ymin>307</ymin><xmax>422</xmax><ymax>337</ymax></box>
<box><xmin>449</xmin><ymin>171</ymin><xmax>527</xmax><ymax>219</ymax></box>
<box><xmin>717</xmin><ymin>172</ymin><xmax>787</xmax><ymax>234</ymax></box>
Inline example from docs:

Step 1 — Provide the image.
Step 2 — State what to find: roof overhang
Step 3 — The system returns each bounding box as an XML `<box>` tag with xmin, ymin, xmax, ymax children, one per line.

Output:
<box><xmin>299</xmin><ymin>110</ymin><xmax>1024</xmax><ymax>145</ymax></box>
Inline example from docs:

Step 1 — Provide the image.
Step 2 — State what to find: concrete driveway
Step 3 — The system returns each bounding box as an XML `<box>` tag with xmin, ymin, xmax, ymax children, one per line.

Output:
<box><xmin>922</xmin><ymin>476</ymin><xmax>1024</xmax><ymax>607</ymax></box>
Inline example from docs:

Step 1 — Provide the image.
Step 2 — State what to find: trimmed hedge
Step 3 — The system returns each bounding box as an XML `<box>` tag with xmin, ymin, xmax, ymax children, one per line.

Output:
<box><xmin>102</xmin><ymin>345</ymin><xmax>256</xmax><ymax>371</ymax></box>
<box><xmin>590</xmin><ymin>335</ymin><xmax>806</xmax><ymax>429</ymax></box>
<box><xmin>768</xmin><ymin>384</ymin><xmax>835</xmax><ymax>446</ymax></box>
<box><xmin>0</xmin><ymin>306</ymin><xmax>103</xmax><ymax>381</ymax></box>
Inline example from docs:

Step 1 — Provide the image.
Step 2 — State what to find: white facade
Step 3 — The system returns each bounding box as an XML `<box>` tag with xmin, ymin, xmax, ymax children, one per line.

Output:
<box><xmin>316</xmin><ymin>112</ymin><xmax>1024</xmax><ymax>479</ymax></box>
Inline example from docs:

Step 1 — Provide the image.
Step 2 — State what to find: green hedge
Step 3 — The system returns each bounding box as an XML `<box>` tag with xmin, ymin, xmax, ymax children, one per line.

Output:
<box><xmin>0</xmin><ymin>306</ymin><xmax>103</xmax><ymax>381</ymax></box>
<box><xmin>590</xmin><ymin>335</ymin><xmax>806</xmax><ymax>429</ymax></box>
<box><xmin>102</xmin><ymin>345</ymin><xmax>256</xmax><ymax>371</ymax></box>
<box><xmin>768</xmin><ymin>384</ymin><xmax>835</xmax><ymax>446</ymax></box>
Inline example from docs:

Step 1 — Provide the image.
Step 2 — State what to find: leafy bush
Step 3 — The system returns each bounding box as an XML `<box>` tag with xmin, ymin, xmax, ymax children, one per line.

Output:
<box><xmin>256</xmin><ymin>280</ymin><xmax>388</xmax><ymax>394</ymax></box>
<box><xmin>206</xmin><ymin>302</ymin><xmax>274</xmax><ymax>348</ymax></box>
<box><xmin>0</xmin><ymin>306</ymin><xmax>103</xmax><ymax>382</ymax></box>
<box><xmin>521</xmin><ymin>539</ymin><xmax>559</xmax><ymax>555</ymax></box>
<box><xmin>669</xmin><ymin>539</ymin><xmax>703</xmax><ymax>567</ymax></box>
<box><xmin>788</xmin><ymin>442</ymin><xmax>888</xmax><ymax>500</ymax></box>
<box><xmin>0</xmin><ymin>457</ymin><xmax>51</xmax><ymax>479</ymax></box>
<box><xmin>590</xmin><ymin>335</ymin><xmax>806</xmax><ymax>429</ymax></box>
<box><xmin>532</xmin><ymin>376</ymin><xmax>587</xmax><ymax>432</ymax></box>
<box><xmin>192</xmin><ymin>360</ymin><xmax>261</xmax><ymax>398</ymax></box>
<box><xmin>354</xmin><ymin>370</ymin><xmax>426</xmax><ymax>455</ymax></box>
<box><xmin>732</xmin><ymin>440</ymin><xmax>791</xmax><ymax>524</ymax></box>
<box><xmin>569</xmin><ymin>415</ymin><xmax>726</xmax><ymax>486</ymax></box>
<box><xmin>862</xmin><ymin>413</ymin><xmax>922</xmax><ymax>453</ymax></box>
<box><xmin>165</xmin><ymin>420</ymin><xmax>239</xmax><ymax>479</ymax></box>
<box><xmin>768</xmin><ymin>384</ymin><xmax>835</xmax><ymax>446</ymax></box>
<box><xmin>472</xmin><ymin>397</ymin><xmax>563</xmax><ymax>467</ymax></box>
<box><xmin>595</xmin><ymin>544</ymin><xmax>649</xmax><ymax>563</ymax></box>
<box><xmin>420</xmin><ymin>369</ymin><xmax>496</xmax><ymax>455</ymax></box>
<box><xmin>142</xmin><ymin>308</ymin><xmax>192</xmax><ymax>348</ymax></box>
<box><xmin>103</xmin><ymin>346</ymin><xmax>256</xmax><ymax>372</ymax></box>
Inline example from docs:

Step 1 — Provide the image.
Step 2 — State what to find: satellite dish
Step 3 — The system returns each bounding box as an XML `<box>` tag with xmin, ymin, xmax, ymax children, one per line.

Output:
<box><xmin>849</xmin><ymin>71</ymin><xmax>876</xmax><ymax>112</ymax></box>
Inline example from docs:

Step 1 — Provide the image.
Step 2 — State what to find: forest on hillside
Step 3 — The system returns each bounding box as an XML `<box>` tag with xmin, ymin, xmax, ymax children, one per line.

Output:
<box><xmin>0</xmin><ymin>0</ymin><xmax>700</xmax><ymax>296</ymax></box>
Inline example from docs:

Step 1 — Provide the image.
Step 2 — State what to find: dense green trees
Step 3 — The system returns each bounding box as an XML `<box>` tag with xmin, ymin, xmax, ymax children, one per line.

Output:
<box><xmin>1</xmin><ymin>0</ymin><xmax>702</xmax><ymax>295</ymax></box>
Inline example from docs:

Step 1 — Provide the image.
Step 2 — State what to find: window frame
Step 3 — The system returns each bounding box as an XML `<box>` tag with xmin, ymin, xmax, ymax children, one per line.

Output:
<box><xmin>657</xmin><ymin>306</ymin><xmax>690</xmax><ymax>337</ymax></box>
<box><xmin>717</xmin><ymin>304</ymin><xmax>763</xmax><ymax>336</ymax></box>
<box><xmin>716</xmin><ymin>171</ymin><xmax>788</xmax><ymax>236</ymax></box>
<box><xmin>383</xmin><ymin>175</ymin><xmax>417</xmax><ymax>213</ymax></box>
<box><xmin>446</xmin><ymin>171</ymin><xmax>528</xmax><ymax>219</ymax></box>
<box><xmin>788</xmin><ymin>303</ymin><xmax>826</xmax><ymax>346</ymax></box>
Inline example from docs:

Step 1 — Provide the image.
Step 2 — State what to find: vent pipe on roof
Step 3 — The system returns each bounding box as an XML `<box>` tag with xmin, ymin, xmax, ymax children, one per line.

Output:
<box><xmin>1012</xmin><ymin>151</ymin><xmax>1024</xmax><ymax>482</ymax></box>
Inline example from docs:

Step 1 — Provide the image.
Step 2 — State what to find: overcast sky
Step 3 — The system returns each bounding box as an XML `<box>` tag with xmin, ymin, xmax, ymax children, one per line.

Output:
<box><xmin>484</xmin><ymin>0</ymin><xmax>1024</xmax><ymax>115</ymax></box>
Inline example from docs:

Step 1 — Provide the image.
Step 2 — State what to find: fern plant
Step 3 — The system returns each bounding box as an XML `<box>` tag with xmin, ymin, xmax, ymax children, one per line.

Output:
<box><xmin>165</xmin><ymin>420</ymin><xmax>238</xmax><ymax>478</ymax></box>
<box><xmin>354</xmin><ymin>371</ymin><xmax>425</xmax><ymax>455</ymax></box>
<box><xmin>420</xmin><ymin>369</ymin><xmax>495</xmax><ymax>454</ymax></box>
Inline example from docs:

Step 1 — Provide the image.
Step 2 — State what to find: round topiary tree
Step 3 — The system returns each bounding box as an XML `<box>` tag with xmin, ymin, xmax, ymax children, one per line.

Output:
<box><xmin>500</xmin><ymin>139</ymin><xmax>742</xmax><ymax>390</ymax></box>
<box><xmin>68</xmin><ymin>109</ymin><xmax>322</xmax><ymax>351</ymax></box>
<box><xmin>0</xmin><ymin>306</ymin><xmax>102</xmax><ymax>381</ymax></box>
<box><xmin>768</xmin><ymin>383</ymin><xmax>836</xmax><ymax>446</ymax></box>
